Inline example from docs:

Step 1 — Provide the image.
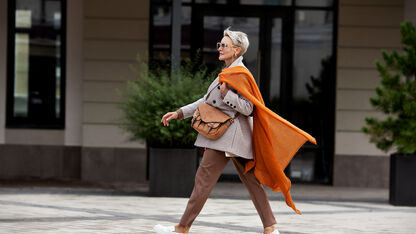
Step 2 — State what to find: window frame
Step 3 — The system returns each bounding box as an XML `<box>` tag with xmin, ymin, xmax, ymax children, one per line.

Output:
<box><xmin>6</xmin><ymin>0</ymin><xmax>67</xmax><ymax>129</ymax></box>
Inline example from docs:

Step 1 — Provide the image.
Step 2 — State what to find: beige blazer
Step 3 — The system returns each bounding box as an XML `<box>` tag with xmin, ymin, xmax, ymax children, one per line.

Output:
<box><xmin>180</xmin><ymin>56</ymin><xmax>254</xmax><ymax>159</ymax></box>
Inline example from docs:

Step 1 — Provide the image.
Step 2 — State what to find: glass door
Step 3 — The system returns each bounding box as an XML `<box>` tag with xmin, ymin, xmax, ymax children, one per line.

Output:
<box><xmin>191</xmin><ymin>4</ymin><xmax>331</xmax><ymax>184</ymax></box>
<box><xmin>191</xmin><ymin>5</ymin><xmax>291</xmax><ymax>178</ymax></box>
<box><xmin>191</xmin><ymin>5</ymin><xmax>292</xmax><ymax>108</ymax></box>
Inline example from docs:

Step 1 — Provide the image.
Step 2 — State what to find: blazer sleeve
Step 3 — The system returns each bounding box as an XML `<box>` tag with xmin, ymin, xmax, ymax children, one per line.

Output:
<box><xmin>222</xmin><ymin>90</ymin><xmax>253</xmax><ymax>116</ymax></box>
<box><xmin>179</xmin><ymin>95</ymin><xmax>206</xmax><ymax>119</ymax></box>
<box><xmin>179</xmin><ymin>77</ymin><xmax>220</xmax><ymax>119</ymax></box>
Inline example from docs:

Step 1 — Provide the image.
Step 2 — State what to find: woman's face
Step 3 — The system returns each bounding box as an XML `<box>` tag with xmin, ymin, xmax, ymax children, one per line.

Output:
<box><xmin>217</xmin><ymin>36</ymin><xmax>236</xmax><ymax>62</ymax></box>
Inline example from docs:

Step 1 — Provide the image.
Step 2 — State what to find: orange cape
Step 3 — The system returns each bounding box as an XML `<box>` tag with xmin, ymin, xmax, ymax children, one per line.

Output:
<box><xmin>219</xmin><ymin>66</ymin><xmax>317</xmax><ymax>214</ymax></box>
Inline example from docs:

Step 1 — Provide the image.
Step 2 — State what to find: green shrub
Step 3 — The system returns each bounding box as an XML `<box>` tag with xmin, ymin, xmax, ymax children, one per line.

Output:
<box><xmin>118</xmin><ymin>57</ymin><xmax>216</xmax><ymax>148</ymax></box>
<box><xmin>362</xmin><ymin>21</ymin><xmax>416</xmax><ymax>154</ymax></box>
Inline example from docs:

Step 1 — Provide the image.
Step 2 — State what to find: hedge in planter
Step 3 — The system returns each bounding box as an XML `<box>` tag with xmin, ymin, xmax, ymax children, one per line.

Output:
<box><xmin>118</xmin><ymin>57</ymin><xmax>216</xmax><ymax>197</ymax></box>
<box><xmin>362</xmin><ymin>21</ymin><xmax>416</xmax><ymax>206</ymax></box>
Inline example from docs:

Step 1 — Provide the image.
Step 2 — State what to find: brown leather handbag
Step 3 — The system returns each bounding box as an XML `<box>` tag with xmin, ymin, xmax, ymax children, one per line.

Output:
<box><xmin>191</xmin><ymin>102</ymin><xmax>239</xmax><ymax>140</ymax></box>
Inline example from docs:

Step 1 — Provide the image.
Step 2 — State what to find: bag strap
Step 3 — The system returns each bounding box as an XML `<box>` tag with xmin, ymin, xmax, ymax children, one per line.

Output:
<box><xmin>231</xmin><ymin>112</ymin><xmax>239</xmax><ymax>122</ymax></box>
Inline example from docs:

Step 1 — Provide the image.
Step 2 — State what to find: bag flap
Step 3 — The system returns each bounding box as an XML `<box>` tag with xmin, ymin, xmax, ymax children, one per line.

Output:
<box><xmin>198</xmin><ymin>103</ymin><xmax>230</xmax><ymax>123</ymax></box>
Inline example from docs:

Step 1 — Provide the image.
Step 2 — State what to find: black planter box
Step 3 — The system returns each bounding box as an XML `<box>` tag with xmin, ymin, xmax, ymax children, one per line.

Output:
<box><xmin>389</xmin><ymin>154</ymin><xmax>416</xmax><ymax>206</ymax></box>
<box><xmin>149</xmin><ymin>148</ymin><xmax>198</xmax><ymax>197</ymax></box>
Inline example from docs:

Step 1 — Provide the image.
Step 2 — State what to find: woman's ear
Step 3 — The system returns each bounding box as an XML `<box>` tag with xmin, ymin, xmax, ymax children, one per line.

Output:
<box><xmin>234</xmin><ymin>47</ymin><xmax>242</xmax><ymax>57</ymax></box>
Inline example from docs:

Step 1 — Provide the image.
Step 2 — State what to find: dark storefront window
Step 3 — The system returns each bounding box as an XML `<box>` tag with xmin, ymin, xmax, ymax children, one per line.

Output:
<box><xmin>7</xmin><ymin>0</ymin><xmax>66</xmax><ymax>129</ymax></box>
<box><xmin>194</xmin><ymin>0</ymin><xmax>292</xmax><ymax>5</ymax></box>
<box><xmin>150</xmin><ymin>0</ymin><xmax>337</xmax><ymax>184</ymax></box>
<box><xmin>202</xmin><ymin>16</ymin><xmax>260</xmax><ymax>74</ymax></box>
<box><xmin>241</xmin><ymin>0</ymin><xmax>292</xmax><ymax>5</ymax></box>
<box><xmin>291</xmin><ymin>10</ymin><xmax>334</xmax><ymax>183</ymax></box>
<box><xmin>296</xmin><ymin>0</ymin><xmax>333</xmax><ymax>7</ymax></box>
<box><xmin>151</xmin><ymin>2</ymin><xmax>171</xmax><ymax>63</ymax></box>
<box><xmin>180</xmin><ymin>6</ymin><xmax>192</xmax><ymax>59</ymax></box>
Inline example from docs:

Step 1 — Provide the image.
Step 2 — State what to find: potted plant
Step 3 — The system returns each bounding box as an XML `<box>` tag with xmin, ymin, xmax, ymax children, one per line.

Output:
<box><xmin>118</xmin><ymin>58</ymin><xmax>215</xmax><ymax>197</ymax></box>
<box><xmin>362</xmin><ymin>21</ymin><xmax>416</xmax><ymax>206</ymax></box>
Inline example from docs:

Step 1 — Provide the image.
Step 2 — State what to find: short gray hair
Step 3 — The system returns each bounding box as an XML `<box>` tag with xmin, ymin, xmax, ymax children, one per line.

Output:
<box><xmin>224</xmin><ymin>27</ymin><xmax>249</xmax><ymax>56</ymax></box>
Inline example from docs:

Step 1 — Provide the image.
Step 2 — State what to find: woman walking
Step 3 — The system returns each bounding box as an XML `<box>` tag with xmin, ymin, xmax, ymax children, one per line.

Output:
<box><xmin>155</xmin><ymin>27</ymin><xmax>316</xmax><ymax>234</ymax></box>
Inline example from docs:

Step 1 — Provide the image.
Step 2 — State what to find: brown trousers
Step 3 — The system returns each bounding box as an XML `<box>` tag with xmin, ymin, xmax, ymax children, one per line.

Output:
<box><xmin>179</xmin><ymin>148</ymin><xmax>277</xmax><ymax>228</ymax></box>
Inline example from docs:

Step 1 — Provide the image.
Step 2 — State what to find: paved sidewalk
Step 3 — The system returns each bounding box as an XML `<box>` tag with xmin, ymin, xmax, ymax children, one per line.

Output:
<box><xmin>0</xmin><ymin>182</ymin><xmax>415</xmax><ymax>234</ymax></box>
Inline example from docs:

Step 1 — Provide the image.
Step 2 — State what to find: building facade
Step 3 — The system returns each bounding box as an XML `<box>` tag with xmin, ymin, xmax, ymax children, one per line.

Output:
<box><xmin>0</xmin><ymin>0</ymin><xmax>415</xmax><ymax>188</ymax></box>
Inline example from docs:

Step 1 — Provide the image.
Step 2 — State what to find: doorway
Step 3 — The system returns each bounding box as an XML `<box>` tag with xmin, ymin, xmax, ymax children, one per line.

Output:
<box><xmin>191</xmin><ymin>4</ymin><xmax>333</xmax><ymax>184</ymax></box>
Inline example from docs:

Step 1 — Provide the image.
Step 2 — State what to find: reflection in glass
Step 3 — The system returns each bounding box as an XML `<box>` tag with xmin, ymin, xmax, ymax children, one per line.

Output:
<box><xmin>241</xmin><ymin>0</ymin><xmax>292</xmax><ymax>5</ymax></box>
<box><xmin>290</xmin><ymin>10</ymin><xmax>333</xmax><ymax>183</ymax></box>
<box><xmin>180</xmin><ymin>6</ymin><xmax>191</xmax><ymax>59</ymax></box>
<box><xmin>269</xmin><ymin>18</ymin><xmax>282</xmax><ymax>112</ymax></box>
<box><xmin>15</xmin><ymin>10</ymin><xmax>31</xmax><ymax>28</ymax></box>
<box><xmin>14</xmin><ymin>33</ymin><xmax>29</xmax><ymax>117</ymax></box>
<box><xmin>293</xmin><ymin>10</ymin><xmax>332</xmax><ymax>110</ymax></box>
<box><xmin>296</xmin><ymin>0</ymin><xmax>333</xmax><ymax>7</ymax></box>
<box><xmin>12</xmin><ymin>0</ymin><xmax>63</xmax><ymax>124</ymax></box>
<box><xmin>55</xmin><ymin>34</ymin><xmax>61</xmax><ymax>118</ymax></box>
<box><xmin>195</xmin><ymin>0</ymin><xmax>227</xmax><ymax>4</ymax></box>
<box><xmin>150</xmin><ymin>3</ymin><xmax>173</xmax><ymax>70</ymax></box>
<box><xmin>203</xmin><ymin>16</ymin><xmax>259</xmax><ymax>77</ymax></box>
<box><xmin>193</xmin><ymin>0</ymin><xmax>292</xmax><ymax>5</ymax></box>
<box><xmin>152</xmin><ymin>5</ymin><xmax>172</xmax><ymax>54</ymax></box>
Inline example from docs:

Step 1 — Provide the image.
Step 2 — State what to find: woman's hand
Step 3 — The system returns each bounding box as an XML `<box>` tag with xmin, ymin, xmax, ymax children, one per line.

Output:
<box><xmin>161</xmin><ymin>111</ymin><xmax>179</xmax><ymax>127</ymax></box>
<box><xmin>220</xmin><ymin>82</ymin><xmax>229</xmax><ymax>99</ymax></box>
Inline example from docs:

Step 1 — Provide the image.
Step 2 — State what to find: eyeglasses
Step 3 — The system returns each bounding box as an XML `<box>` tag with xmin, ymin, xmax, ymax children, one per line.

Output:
<box><xmin>216</xmin><ymin>42</ymin><xmax>233</xmax><ymax>49</ymax></box>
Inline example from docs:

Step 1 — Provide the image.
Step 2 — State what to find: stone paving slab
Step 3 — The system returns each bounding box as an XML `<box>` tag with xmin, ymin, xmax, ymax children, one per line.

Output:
<box><xmin>0</xmin><ymin>186</ymin><xmax>415</xmax><ymax>234</ymax></box>
<box><xmin>211</xmin><ymin>183</ymin><xmax>389</xmax><ymax>203</ymax></box>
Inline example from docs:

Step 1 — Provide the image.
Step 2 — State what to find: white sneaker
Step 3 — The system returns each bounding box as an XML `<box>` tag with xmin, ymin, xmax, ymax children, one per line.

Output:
<box><xmin>153</xmin><ymin>224</ymin><xmax>175</xmax><ymax>233</ymax></box>
<box><xmin>271</xmin><ymin>229</ymin><xmax>280</xmax><ymax>234</ymax></box>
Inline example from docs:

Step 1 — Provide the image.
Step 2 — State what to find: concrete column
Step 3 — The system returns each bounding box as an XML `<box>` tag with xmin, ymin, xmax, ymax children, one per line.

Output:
<box><xmin>404</xmin><ymin>0</ymin><xmax>416</xmax><ymax>24</ymax></box>
<box><xmin>0</xmin><ymin>0</ymin><xmax>7</xmax><ymax>144</ymax></box>
<box><xmin>65</xmin><ymin>0</ymin><xmax>83</xmax><ymax>146</ymax></box>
